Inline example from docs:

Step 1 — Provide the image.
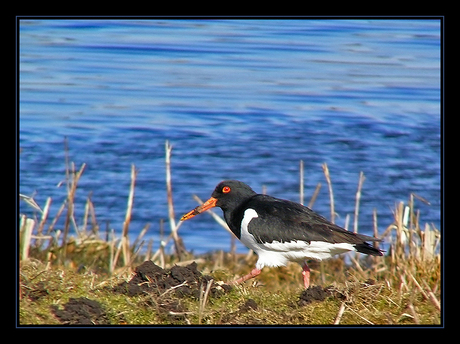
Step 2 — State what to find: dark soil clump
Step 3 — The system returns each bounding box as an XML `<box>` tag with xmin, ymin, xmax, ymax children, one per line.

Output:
<box><xmin>51</xmin><ymin>297</ymin><xmax>109</xmax><ymax>325</ymax></box>
<box><xmin>113</xmin><ymin>260</ymin><xmax>232</xmax><ymax>299</ymax></box>
<box><xmin>298</xmin><ymin>286</ymin><xmax>333</xmax><ymax>306</ymax></box>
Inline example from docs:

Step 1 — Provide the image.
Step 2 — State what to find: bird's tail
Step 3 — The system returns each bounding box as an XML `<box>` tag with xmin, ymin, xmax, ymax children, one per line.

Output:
<box><xmin>355</xmin><ymin>242</ymin><xmax>384</xmax><ymax>256</ymax></box>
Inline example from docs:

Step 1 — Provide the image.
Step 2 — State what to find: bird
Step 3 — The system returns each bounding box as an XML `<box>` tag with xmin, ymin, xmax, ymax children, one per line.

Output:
<box><xmin>180</xmin><ymin>180</ymin><xmax>383</xmax><ymax>289</ymax></box>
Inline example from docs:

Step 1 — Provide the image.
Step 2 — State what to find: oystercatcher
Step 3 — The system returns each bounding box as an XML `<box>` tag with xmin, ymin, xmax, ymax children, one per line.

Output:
<box><xmin>180</xmin><ymin>180</ymin><xmax>382</xmax><ymax>288</ymax></box>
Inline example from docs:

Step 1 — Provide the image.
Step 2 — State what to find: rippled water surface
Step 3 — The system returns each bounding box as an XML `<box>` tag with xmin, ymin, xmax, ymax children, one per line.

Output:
<box><xmin>19</xmin><ymin>19</ymin><xmax>441</xmax><ymax>253</ymax></box>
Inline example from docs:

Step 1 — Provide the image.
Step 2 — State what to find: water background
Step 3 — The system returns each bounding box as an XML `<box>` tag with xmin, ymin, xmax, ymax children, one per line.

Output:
<box><xmin>19</xmin><ymin>19</ymin><xmax>441</xmax><ymax>254</ymax></box>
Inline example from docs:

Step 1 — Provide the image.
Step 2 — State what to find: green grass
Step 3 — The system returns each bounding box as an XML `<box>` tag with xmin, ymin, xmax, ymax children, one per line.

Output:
<box><xmin>19</xmin><ymin>249</ymin><xmax>441</xmax><ymax>325</ymax></box>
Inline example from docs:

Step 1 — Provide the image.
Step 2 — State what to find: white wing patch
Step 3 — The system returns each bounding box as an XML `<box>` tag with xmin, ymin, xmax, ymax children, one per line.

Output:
<box><xmin>240</xmin><ymin>208</ymin><xmax>259</xmax><ymax>250</ymax></box>
<box><xmin>238</xmin><ymin>208</ymin><xmax>357</xmax><ymax>270</ymax></box>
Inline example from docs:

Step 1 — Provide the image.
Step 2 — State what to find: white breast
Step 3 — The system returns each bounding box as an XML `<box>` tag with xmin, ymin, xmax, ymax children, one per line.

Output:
<box><xmin>240</xmin><ymin>208</ymin><xmax>260</xmax><ymax>251</ymax></box>
<box><xmin>239</xmin><ymin>208</ymin><xmax>357</xmax><ymax>270</ymax></box>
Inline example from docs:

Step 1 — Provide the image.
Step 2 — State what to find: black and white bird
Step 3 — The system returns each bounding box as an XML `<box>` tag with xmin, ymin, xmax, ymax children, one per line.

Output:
<box><xmin>180</xmin><ymin>180</ymin><xmax>383</xmax><ymax>288</ymax></box>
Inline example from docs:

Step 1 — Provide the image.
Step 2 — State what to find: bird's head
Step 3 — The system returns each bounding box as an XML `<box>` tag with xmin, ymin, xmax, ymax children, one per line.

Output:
<box><xmin>180</xmin><ymin>180</ymin><xmax>256</xmax><ymax>221</ymax></box>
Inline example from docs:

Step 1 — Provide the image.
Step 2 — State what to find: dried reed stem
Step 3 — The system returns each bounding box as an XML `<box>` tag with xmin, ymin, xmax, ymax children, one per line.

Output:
<box><xmin>20</xmin><ymin>215</ymin><xmax>35</xmax><ymax>261</ymax></box>
<box><xmin>83</xmin><ymin>192</ymin><xmax>99</xmax><ymax>235</ymax></box>
<box><xmin>334</xmin><ymin>301</ymin><xmax>346</xmax><ymax>325</ymax></box>
<box><xmin>343</xmin><ymin>214</ymin><xmax>350</xmax><ymax>231</ymax></box>
<box><xmin>322</xmin><ymin>163</ymin><xmax>335</xmax><ymax>223</ymax></box>
<box><xmin>46</xmin><ymin>199</ymin><xmax>67</xmax><ymax>236</ymax></box>
<box><xmin>88</xmin><ymin>197</ymin><xmax>98</xmax><ymax>234</ymax></box>
<box><xmin>30</xmin><ymin>197</ymin><xmax>52</xmax><ymax>249</ymax></box>
<box><xmin>149</xmin><ymin>141</ymin><xmax>189</xmax><ymax>263</ymax></box>
<box><xmin>121</xmin><ymin>164</ymin><xmax>138</xmax><ymax>266</ymax></box>
<box><xmin>165</xmin><ymin>140</ymin><xmax>185</xmax><ymax>259</ymax></box>
<box><xmin>149</xmin><ymin>221</ymin><xmax>184</xmax><ymax>263</ymax></box>
<box><xmin>422</xmin><ymin>278</ymin><xmax>441</xmax><ymax>311</ymax></box>
<box><xmin>406</xmin><ymin>271</ymin><xmax>429</xmax><ymax>300</ymax></box>
<box><xmin>62</xmin><ymin>162</ymin><xmax>86</xmax><ymax>247</ymax></box>
<box><xmin>346</xmin><ymin>306</ymin><xmax>374</xmax><ymax>325</ymax></box>
<box><xmin>131</xmin><ymin>222</ymin><xmax>150</xmax><ymax>252</ymax></box>
<box><xmin>373</xmin><ymin>208</ymin><xmax>379</xmax><ymax>247</ymax></box>
<box><xmin>353</xmin><ymin>171</ymin><xmax>365</xmax><ymax>234</ymax></box>
<box><xmin>19</xmin><ymin>193</ymin><xmax>42</xmax><ymax>213</ymax></box>
<box><xmin>372</xmin><ymin>208</ymin><xmax>380</xmax><ymax>271</ymax></box>
<box><xmin>395</xmin><ymin>202</ymin><xmax>406</xmax><ymax>258</ymax></box>
<box><xmin>408</xmin><ymin>193</ymin><xmax>415</xmax><ymax>258</ymax></box>
<box><xmin>159</xmin><ymin>219</ymin><xmax>165</xmax><ymax>269</ymax></box>
<box><xmin>111</xmin><ymin>236</ymin><xmax>124</xmax><ymax>274</ymax></box>
<box><xmin>198</xmin><ymin>279</ymin><xmax>213</xmax><ymax>324</ymax></box>
<box><xmin>307</xmin><ymin>182</ymin><xmax>321</xmax><ymax>209</ymax></box>
<box><xmin>82</xmin><ymin>195</ymin><xmax>90</xmax><ymax>233</ymax></box>
<box><xmin>111</xmin><ymin>164</ymin><xmax>138</xmax><ymax>272</ymax></box>
<box><xmin>37</xmin><ymin>197</ymin><xmax>52</xmax><ymax>236</ymax></box>
<box><xmin>349</xmin><ymin>251</ymin><xmax>365</xmax><ymax>275</ymax></box>
<box><xmin>299</xmin><ymin>160</ymin><xmax>304</xmax><ymax>205</ymax></box>
<box><xmin>109</xmin><ymin>228</ymin><xmax>115</xmax><ymax>274</ymax></box>
<box><xmin>165</xmin><ymin>141</ymin><xmax>176</xmax><ymax>230</ymax></box>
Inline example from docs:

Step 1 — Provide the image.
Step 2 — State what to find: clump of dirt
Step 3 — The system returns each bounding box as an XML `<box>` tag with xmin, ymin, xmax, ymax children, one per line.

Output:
<box><xmin>113</xmin><ymin>260</ymin><xmax>232</xmax><ymax>299</ymax></box>
<box><xmin>298</xmin><ymin>286</ymin><xmax>333</xmax><ymax>306</ymax></box>
<box><xmin>297</xmin><ymin>285</ymin><xmax>347</xmax><ymax>307</ymax></box>
<box><xmin>51</xmin><ymin>297</ymin><xmax>109</xmax><ymax>325</ymax></box>
<box><xmin>49</xmin><ymin>261</ymin><xmax>232</xmax><ymax>325</ymax></box>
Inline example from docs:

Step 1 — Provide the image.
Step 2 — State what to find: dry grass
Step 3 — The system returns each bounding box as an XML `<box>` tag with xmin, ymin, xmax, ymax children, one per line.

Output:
<box><xmin>18</xmin><ymin>140</ymin><xmax>441</xmax><ymax>326</ymax></box>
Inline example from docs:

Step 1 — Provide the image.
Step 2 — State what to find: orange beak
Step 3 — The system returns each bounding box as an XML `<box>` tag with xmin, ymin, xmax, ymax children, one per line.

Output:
<box><xmin>180</xmin><ymin>197</ymin><xmax>218</xmax><ymax>221</ymax></box>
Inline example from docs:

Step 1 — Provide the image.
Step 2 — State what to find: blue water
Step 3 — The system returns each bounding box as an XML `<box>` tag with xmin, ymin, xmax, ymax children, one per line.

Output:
<box><xmin>19</xmin><ymin>19</ymin><xmax>441</xmax><ymax>254</ymax></box>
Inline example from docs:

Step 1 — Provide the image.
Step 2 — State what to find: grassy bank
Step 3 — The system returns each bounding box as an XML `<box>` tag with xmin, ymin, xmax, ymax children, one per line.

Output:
<box><xmin>19</xmin><ymin>140</ymin><xmax>441</xmax><ymax>325</ymax></box>
<box><xmin>19</xmin><ymin>248</ymin><xmax>440</xmax><ymax>325</ymax></box>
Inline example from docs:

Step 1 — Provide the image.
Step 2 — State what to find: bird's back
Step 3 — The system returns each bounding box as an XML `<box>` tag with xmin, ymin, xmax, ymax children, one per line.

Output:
<box><xmin>232</xmin><ymin>194</ymin><xmax>382</xmax><ymax>256</ymax></box>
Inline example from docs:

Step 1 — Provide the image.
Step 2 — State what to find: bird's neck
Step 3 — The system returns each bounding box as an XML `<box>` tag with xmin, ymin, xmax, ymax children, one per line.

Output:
<box><xmin>221</xmin><ymin>196</ymin><xmax>255</xmax><ymax>239</ymax></box>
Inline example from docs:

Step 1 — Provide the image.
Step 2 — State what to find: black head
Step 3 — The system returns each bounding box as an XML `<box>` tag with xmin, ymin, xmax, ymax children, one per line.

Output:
<box><xmin>180</xmin><ymin>180</ymin><xmax>256</xmax><ymax>221</ymax></box>
<box><xmin>211</xmin><ymin>180</ymin><xmax>257</xmax><ymax>211</ymax></box>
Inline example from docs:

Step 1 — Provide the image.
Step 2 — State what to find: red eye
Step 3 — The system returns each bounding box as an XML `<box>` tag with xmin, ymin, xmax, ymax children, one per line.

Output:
<box><xmin>222</xmin><ymin>186</ymin><xmax>231</xmax><ymax>193</ymax></box>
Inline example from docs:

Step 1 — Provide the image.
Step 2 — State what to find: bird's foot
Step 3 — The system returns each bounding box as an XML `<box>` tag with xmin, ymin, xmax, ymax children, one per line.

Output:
<box><xmin>231</xmin><ymin>268</ymin><xmax>261</xmax><ymax>285</ymax></box>
<box><xmin>302</xmin><ymin>262</ymin><xmax>310</xmax><ymax>289</ymax></box>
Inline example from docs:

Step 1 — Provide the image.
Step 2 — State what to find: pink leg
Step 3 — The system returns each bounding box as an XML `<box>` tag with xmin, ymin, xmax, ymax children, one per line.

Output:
<box><xmin>302</xmin><ymin>262</ymin><xmax>310</xmax><ymax>289</ymax></box>
<box><xmin>232</xmin><ymin>268</ymin><xmax>261</xmax><ymax>285</ymax></box>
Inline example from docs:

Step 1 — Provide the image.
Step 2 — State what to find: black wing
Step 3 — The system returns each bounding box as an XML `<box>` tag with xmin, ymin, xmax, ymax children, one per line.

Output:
<box><xmin>242</xmin><ymin>195</ymin><xmax>382</xmax><ymax>256</ymax></box>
